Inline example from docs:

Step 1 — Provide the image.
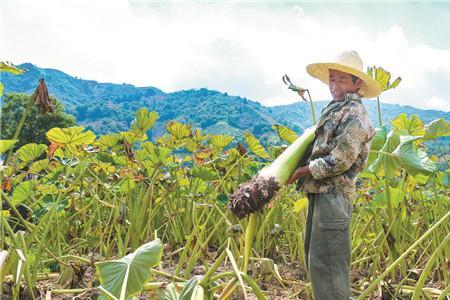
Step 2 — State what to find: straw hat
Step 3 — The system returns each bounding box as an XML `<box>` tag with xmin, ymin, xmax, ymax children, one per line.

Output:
<box><xmin>306</xmin><ymin>50</ymin><xmax>381</xmax><ymax>98</ymax></box>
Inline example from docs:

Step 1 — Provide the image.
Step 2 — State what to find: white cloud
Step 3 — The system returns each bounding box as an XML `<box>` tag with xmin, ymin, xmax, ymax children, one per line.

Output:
<box><xmin>1</xmin><ymin>0</ymin><xmax>449</xmax><ymax>111</ymax></box>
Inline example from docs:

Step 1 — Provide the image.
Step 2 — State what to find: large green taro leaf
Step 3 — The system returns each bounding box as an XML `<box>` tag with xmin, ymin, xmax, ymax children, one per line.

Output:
<box><xmin>96</xmin><ymin>239</ymin><xmax>163</xmax><ymax>300</ymax></box>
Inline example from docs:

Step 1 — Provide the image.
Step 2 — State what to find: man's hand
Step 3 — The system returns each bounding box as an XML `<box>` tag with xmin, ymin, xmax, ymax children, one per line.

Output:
<box><xmin>287</xmin><ymin>165</ymin><xmax>311</xmax><ymax>184</ymax></box>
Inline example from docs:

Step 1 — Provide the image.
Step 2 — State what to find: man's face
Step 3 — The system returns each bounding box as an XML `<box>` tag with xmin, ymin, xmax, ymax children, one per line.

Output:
<box><xmin>328</xmin><ymin>69</ymin><xmax>362</xmax><ymax>101</ymax></box>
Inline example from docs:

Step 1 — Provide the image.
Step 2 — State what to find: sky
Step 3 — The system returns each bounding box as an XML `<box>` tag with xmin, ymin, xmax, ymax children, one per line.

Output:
<box><xmin>1</xmin><ymin>0</ymin><xmax>450</xmax><ymax>111</ymax></box>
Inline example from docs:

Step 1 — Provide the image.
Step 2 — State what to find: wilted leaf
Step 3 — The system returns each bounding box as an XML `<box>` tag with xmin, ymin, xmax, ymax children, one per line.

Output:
<box><xmin>47</xmin><ymin>142</ymin><xmax>63</xmax><ymax>160</ymax></box>
<box><xmin>236</xmin><ymin>142</ymin><xmax>247</xmax><ymax>156</ymax></box>
<box><xmin>1</xmin><ymin>178</ymin><xmax>12</xmax><ymax>192</ymax></box>
<box><xmin>32</xmin><ymin>79</ymin><xmax>54</xmax><ymax>114</ymax></box>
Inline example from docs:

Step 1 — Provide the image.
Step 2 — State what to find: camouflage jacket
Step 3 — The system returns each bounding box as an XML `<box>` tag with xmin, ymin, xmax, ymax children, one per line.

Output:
<box><xmin>297</xmin><ymin>93</ymin><xmax>376</xmax><ymax>200</ymax></box>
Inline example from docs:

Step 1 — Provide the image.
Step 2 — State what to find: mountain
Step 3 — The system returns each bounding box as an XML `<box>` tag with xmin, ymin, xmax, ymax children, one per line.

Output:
<box><xmin>1</xmin><ymin>63</ymin><xmax>164</xmax><ymax>112</ymax></box>
<box><xmin>2</xmin><ymin>63</ymin><xmax>449</xmax><ymax>150</ymax></box>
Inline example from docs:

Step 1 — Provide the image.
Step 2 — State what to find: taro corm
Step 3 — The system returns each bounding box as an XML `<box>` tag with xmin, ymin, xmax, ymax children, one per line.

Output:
<box><xmin>229</xmin><ymin>126</ymin><xmax>316</xmax><ymax>218</ymax></box>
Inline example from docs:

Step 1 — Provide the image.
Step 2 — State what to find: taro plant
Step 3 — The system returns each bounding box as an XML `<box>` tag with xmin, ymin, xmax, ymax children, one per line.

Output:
<box><xmin>1</xmin><ymin>105</ymin><xmax>449</xmax><ymax>299</ymax></box>
<box><xmin>96</xmin><ymin>239</ymin><xmax>163</xmax><ymax>300</ymax></box>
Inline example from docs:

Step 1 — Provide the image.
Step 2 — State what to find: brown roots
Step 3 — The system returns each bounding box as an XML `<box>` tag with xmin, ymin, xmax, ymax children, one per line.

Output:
<box><xmin>229</xmin><ymin>175</ymin><xmax>280</xmax><ymax>219</ymax></box>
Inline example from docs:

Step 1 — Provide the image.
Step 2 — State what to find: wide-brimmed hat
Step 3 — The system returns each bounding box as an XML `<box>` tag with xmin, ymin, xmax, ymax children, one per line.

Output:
<box><xmin>306</xmin><ymin>50</ymin><xmax>381</xmax><ymax>98</ymax></box>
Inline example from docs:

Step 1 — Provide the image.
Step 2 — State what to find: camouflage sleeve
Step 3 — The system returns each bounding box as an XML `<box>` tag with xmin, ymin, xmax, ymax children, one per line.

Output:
<box><xmin>308</xmin><ymin>111</ymin><xmax>370</xmax><ymax>180</ymax></box>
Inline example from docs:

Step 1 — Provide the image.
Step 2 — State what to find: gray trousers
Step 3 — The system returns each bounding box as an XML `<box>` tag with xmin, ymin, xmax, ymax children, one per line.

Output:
<box><xmin>304</xmin><ymin>193</ymin><xmax>353</xmax><ymax>300</ymax></box>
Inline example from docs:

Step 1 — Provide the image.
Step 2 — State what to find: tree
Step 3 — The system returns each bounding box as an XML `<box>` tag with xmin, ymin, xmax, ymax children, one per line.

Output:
<box><xmin>1</xmin><ymin>93</ymin><xmax>77</xmax><ymax>148</ymax></box>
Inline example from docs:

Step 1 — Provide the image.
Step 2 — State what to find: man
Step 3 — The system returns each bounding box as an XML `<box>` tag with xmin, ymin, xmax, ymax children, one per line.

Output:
<box><xmin>286</xmin><ymin>50</ymin><xmax>381</xmax><ymax>299</ymax></box>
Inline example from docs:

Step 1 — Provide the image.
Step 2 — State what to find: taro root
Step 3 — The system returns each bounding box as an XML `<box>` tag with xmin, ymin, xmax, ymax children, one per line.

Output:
<box><xmin>229</xmin><ymin>126</ymin><xmax>316</xmax><ymax>218</ymax></box>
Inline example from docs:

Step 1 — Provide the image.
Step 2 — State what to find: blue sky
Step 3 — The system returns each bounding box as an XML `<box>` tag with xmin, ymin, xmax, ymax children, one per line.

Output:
<box><xmin>1</xmin><ymin>0</ymin><xmax>449</xmax><ymax>111</ymax></box>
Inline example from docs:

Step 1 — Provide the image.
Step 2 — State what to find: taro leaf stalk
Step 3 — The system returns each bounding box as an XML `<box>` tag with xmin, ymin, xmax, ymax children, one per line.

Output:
<box><xmin>282</xmin><ymin>74</ymin><xmax>317</xmax><ymax>125</ymax></box>
<box><xmin>366</xmin><ymin>66</ymin><xmax>402</xmax><ymax>266</ymax></box>
<box><xmin>1</xmin><ymin>64</ymin><xmax>25</xmax><ymax>293</ymax></box>
<box><xmin>225</xmin><ymin>126</ymin><xmax>315</xmax><ymax>299</ymax></box>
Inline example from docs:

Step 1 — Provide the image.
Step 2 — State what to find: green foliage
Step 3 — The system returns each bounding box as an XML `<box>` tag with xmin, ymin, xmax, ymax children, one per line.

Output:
<box><xmin>11</xmin><ymin>180</ymin><xmax>36</xmax><ymax>205</ymax></box>
<box><xmin>1</xmin><ymin>108</ymin><xmax>449</xmax><ymax>299</ymax></box>
<box><xmin>1</xmin><ymin>93</ymin><xmax>76</xmax><ymax>149</ymax></box>
<box><xmin>0</xmin><ymin>139</ymin><xmax>18</xmax><ymax>154</ymax></box>
<box><xmin>393</xmin><ymin>135</ymin><xmax>436</xmax><ymax>176</ymax></box>
<box><xmin>46</xmin><ymin>126</ymin><xmax>96</xmax><ymax>148</ymax></box>
<box><xmin>131</xmin><ymin>108</ymin><xmax>158</xmax><ymax>136</ymax></box>
<box><xmin>392</xmin><ymin>113</ymin><xmax>425</xmax><ymax>136</ymax></box>
<box><xmin>16</xmin><ymin>143</ymin><xmax>47</xmax><ymax>163</ymax></box>
<box><xmin>272</xmin><ymin>124</ymin><xmax>298</xmax><ymax>144</ymax></box>
<box><xmin>244</xmin><ymin>131</ymin><xmax>269</xmax><ymax>160</ymax></box>
<box><xmin>2</xmin><ymin>64</ymin><xmax>449</xmax><ymax>161</ymax></box>
<box><xmin>96</xmin><ymin>239</ymin><xmax>163</xmax><ymax>299</ymax></box>
<box><xmin>367</xmin><ymin>65</ymin><xmax>402</xmax><ymax>92</ymax></box>
<box><xmin>210</xmin><ymin>134</ymin><xmax>234</xmax><ymax>148</ymax></box>
<box><xmin>424</xmin><ymin>118</ymin><xmax>450</xmax><ymax>140</ymax></box>
<box><xmin>163</xmin><ymin>276</ymin><xmax>204</xmax><ymax>300</ymax></box>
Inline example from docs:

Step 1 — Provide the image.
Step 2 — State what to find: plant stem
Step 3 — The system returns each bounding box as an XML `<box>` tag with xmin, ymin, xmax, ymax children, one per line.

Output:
<box><xmin>242</xmin><ymin>213</ymin><xmax>258</xmax><ymax>273</ymax></box>
<box><xmin>4</xmin><ymin>98</ymin><xmax>34</xmax><ymax>164</ymax></box>
<box><xmin>357</xmin><ymin>210</ymin><xmax>450</xmax><ymax>299</ymax></box>
<box><xmin>412</xmin><ymin>231</ymin><xmax>450</xmax><ymax>300</ymax></box>
<box><xmin>376</xmin><ymin>96</ymin><xmax>383</xmax><ymax>126</ymax></box>
<box><xmin>306</xmin><ymin>90</ymin><xmax>317</xmax><ymax>125</ymax></box>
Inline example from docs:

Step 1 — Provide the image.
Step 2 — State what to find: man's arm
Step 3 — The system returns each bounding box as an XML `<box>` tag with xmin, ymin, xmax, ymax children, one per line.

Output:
<box><xmin>287</xmin><ymin>165</ymin><xmax>311</xmax><ymax>184</ymax></box>
<box><xmin>308</xmin><ymin>112</ymin><xmax>369</xmax><ymax>180</ymax></box>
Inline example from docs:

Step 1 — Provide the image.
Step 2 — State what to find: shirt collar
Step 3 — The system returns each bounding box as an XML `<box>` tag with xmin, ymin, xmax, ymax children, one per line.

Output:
<box><xmin>345</xmin><ymin>92</ymin><xmax>362</xmax><ymax>102</ymax></box>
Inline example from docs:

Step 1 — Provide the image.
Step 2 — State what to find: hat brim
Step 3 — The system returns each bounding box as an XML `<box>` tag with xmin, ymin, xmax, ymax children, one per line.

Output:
<box><xmin>306</xmin><ymin>63</ymin><xmax>382</xmax><ymax>98</ymax></box>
